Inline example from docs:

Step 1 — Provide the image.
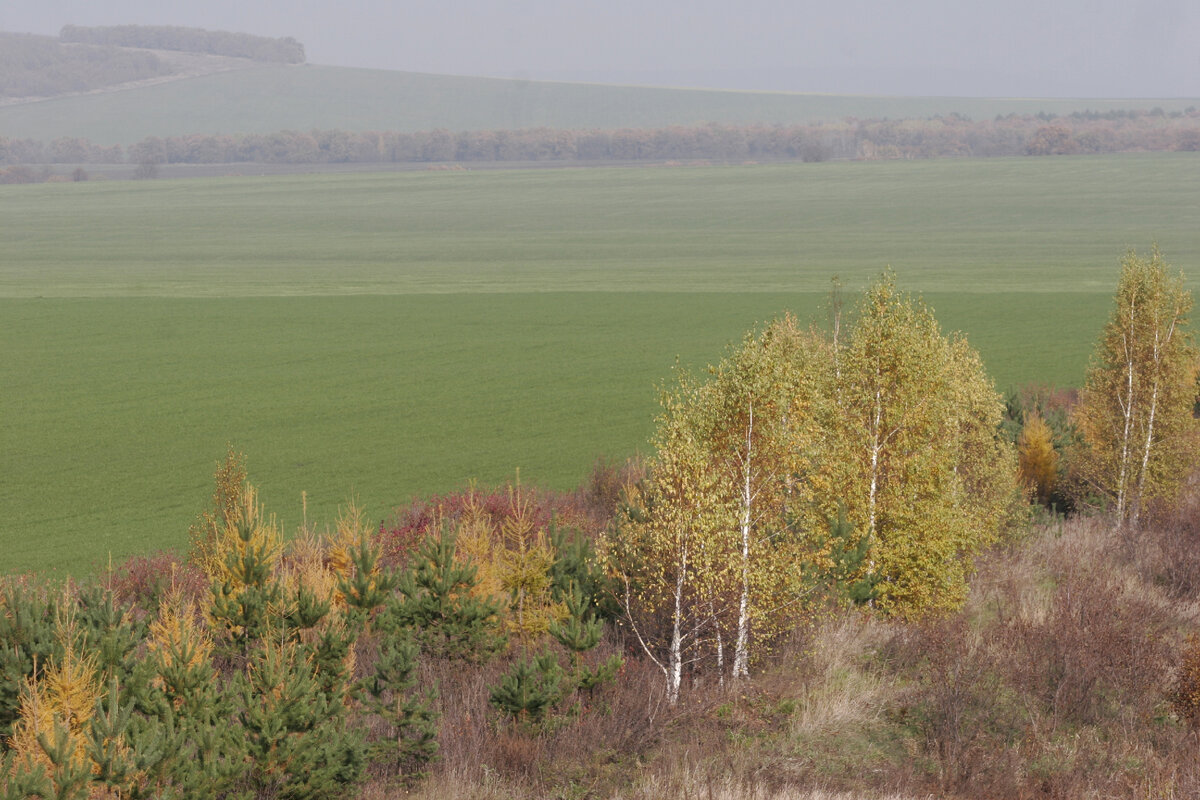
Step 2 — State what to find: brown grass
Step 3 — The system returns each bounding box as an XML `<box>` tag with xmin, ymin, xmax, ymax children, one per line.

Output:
<box><xmin>390</xmin><ymin>498</ymin><xmax>1200</xmax><ymax>800</ymax></box>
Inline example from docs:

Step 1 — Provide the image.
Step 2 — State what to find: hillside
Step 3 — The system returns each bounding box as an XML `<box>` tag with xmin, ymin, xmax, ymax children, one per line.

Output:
<box><xmin>2</xmin><ymin>57</ymin><xmax>1199</xmax><ymax>146</ymax></box>
<box><xmin>0</xmin><ymin>31</ymin><xmax>175</xmax><ymax>99</ymax></box>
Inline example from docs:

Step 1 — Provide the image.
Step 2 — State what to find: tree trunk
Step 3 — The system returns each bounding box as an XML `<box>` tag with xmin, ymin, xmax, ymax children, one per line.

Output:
<box><xmin>667</xmin><ymin>545</ymin><xmax>687</xmax><ymax>705</ymax></box>
<box><xmin>1115</xmin><ymin>291</ymin><xmax>1141</xmax><ymax>525</ymax></box>
<box><xmin>733</xmin><ymin>403</ymin><xmax>753</xmax><ymax>681</ymax></box>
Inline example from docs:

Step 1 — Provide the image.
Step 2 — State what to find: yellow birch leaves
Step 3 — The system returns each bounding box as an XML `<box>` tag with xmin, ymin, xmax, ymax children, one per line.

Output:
<box><xmin>612</xmin><ymin>269</ymin><xmax>1019</xmax><ymax>688</ymax></box>
<box><xmin>1075</xmin><ymin>247</ymin><xmax>1199</xmax><ymax>525</ymax></box>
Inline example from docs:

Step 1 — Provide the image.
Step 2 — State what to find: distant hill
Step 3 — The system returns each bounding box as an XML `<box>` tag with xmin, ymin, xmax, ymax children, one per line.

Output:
<box><xmin>0</xmin><ymin>31</ymin><xmax>175</xmax><ymax>99</ymax></box>
<box><xmin>59</xmin><ymin>24</ymin><xmax>305</xmax><ymax>64</ymax></box>
<box><xmin>1</xmin><ymin>44</ymin><xmax>1197</xmax><ymax>146</ymax></box>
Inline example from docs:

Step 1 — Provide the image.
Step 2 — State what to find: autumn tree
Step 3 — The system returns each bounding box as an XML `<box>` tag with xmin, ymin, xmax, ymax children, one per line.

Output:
<box><xmin>1018</xmin><ymin>412</ymin><xmax>1059</xmax><ymax>505</ymax></box>
<box><xmin>606</xmin><ymin>368</ymin><xmax>728</xmax><ymax>704</ymax></box>
<box><xmin>699</xmin><ymin>316</ymin><xmax>825</xmax><ymax>680</ymax></box>
<box><xmin>816</xmin><ymin>272</ymin><xmax>1017</xmax><ymax>616</ymax></box>
<box><xmin>610</xmin><ymin>318</ymin><xmax>833</xmax><ymax>698</ymax></box>
<box><xmin>1075</xmin><ymin>247</ymin><xmax>1199</xmax><ymax>525</ymax></box>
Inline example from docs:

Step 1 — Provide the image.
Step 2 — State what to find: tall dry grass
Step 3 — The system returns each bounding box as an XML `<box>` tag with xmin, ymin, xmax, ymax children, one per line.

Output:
<box><xmin>392</xmin><ymin>499</ymin><xmax>1200</xmax><ymax>800</ymax></box>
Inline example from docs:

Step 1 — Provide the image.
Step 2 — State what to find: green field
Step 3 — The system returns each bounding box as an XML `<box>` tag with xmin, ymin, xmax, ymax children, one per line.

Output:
<box><xmin>4</xmin><ymin>155</ymin><xmax>1199</xmax><ymax>297</ymax></box>
<box><xmin>2</xmin><ymin>62</ymin><xmax>1198</xmax><ymax>145</ymax></box>
<box><xmin>2</xmin><ymin>153</ymin><xmax>1198</xmax><ymax>575</ymax></box>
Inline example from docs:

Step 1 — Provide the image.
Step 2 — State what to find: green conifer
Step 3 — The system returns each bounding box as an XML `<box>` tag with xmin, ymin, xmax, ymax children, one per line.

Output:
<box><xmin>378</xmin><ymin>528</ymin><xmax>506</xmax><ymax>662</ymax></box>
<box><xmin>488</xmin><ymin>650</ymin><xmax>564</xmax><ymax>725</ymax></box>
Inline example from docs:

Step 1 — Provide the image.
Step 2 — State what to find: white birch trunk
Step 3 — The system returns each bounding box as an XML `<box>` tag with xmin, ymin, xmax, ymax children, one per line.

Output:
<box><xmin>711</xmin><ymin>600</ymin><xmax>725</xmax><ymax>689</ymax></box>
<box><xmin>1134</xmin><ymin>314</ymin><xmax>1176</xmax><ymax>528</ymax></box>
<box><xmin>867</xmin><ymin>384</ymin><xmax>883</xmax><ymax>548</ymax></box>
<box><xmin>733</xmin><ymin>403</ymin><xmax>753</xmax><ymax>681</ymax></box>
<box><xmin>1116</xmin><ymin>299</ymin><xmax>1137</xmax><ymax>524</ymax></box>
<box><xmin>667</xmin><ymin>543</ymin><xmax>687</xmax><ymax>705</ymax></box>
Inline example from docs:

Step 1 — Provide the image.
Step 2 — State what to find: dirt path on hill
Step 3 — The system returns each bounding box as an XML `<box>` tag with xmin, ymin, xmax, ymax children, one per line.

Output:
<box><xmin>0</xmin><ymin>47</ymin><xmax>272</xmax><ymax>108</ymax></box>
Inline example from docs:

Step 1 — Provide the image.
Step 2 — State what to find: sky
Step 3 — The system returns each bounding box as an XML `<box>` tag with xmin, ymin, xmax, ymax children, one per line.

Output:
<box><xmin>2</xmin><ymin>0</ymin><xmax>1198</xmax><ymax>97</ymax></box>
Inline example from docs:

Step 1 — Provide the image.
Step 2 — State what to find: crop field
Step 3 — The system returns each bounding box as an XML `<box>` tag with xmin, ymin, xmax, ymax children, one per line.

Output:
<box><xmin>2</xmin><ymin>62</ymin><xmax>1199</xmax><ymax>145</ymax></box>
<box><xmin>2</xmin><ymin>153</ymin><xmax>1197</xmax><ymax>574</ymax></box>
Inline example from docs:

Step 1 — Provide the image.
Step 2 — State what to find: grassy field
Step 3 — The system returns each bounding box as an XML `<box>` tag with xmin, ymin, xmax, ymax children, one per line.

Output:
<box><xmin>4</xmin><ymin>154</ymin><xmax>1199</xmax><ymax>297</ymax></box>
<box><xmin>2</xmin><ymin>62</ymin><xmax>1198</xmax><ymax>145</ymax></box>
<box><xmin>2</xmin><ymin>153</ymin><xmax>1197</xmax><ymax>574</ymax></box>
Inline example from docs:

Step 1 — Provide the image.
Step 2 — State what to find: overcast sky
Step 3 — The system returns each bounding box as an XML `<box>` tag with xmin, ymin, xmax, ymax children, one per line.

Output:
<box><xmin>3</xmin><ymin>0</ymin><xmax>1198</xmax><ymax>97</ymax></box>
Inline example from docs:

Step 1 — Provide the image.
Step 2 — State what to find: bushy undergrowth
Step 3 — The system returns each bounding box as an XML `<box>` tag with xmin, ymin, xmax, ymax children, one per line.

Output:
<box><xmin>0</xmin><ymin>458</ymin><xmax>637</xmax><ymax>798</ymax></box>
<box><xmin>393</xmin><ymin>500</ymin><xmax>1200</xmax><ymax>800</ymax></box>
<box><xmin>7</xmin><ymin>452</ymin><xmax>1200</xmax><ymax>799</ymax></box>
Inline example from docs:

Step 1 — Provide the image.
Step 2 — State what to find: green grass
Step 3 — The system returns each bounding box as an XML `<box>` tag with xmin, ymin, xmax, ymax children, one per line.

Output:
<box><xmin>0</xmin><ymin>292</ymin><xmax>1106</xmax><ymax>576</ymax></box>
<box><xmin>3</xmin><ymin>155</ymin><xmax>1199</xmax><ymax>297</ymax></box>
<box><xmin>2</xmin><ymin>62</ymin><xmax>1198</xmax><ymax>145</ymax></box>
<box><xmin>2</xmin><ymin>153</ymin><xmax>1197</xmax><ymax>575</ymax></box>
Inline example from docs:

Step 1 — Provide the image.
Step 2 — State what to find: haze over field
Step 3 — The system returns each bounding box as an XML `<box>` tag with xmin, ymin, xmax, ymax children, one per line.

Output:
<box><xmin>4</xmin><ymin>0</ymin><xmax>1199</xmax><ymax>97</ymax></box>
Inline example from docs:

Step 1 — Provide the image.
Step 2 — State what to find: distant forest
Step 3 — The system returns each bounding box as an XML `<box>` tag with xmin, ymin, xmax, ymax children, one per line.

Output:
<box><xmin>1</xmin><ymin>107</ymin><xmax>1197</xmax><ymax>179</ymax></box>
<box><xmin>0</xmin><ymin>32</ymin><xmax>174</xmax><ymax>99</ymax></box>
<box><xmin>0</xmin><ymin>25</ymin><xmax>305</xmax><ymax>99</ymax></box>
<box><xmin>59</xmin><ymin>25</ymin><xmax>305</xmax><ymax>64</ymax></box>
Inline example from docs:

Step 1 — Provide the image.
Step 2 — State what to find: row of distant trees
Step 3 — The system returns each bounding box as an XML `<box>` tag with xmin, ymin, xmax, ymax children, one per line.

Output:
<box><xmin>0</xmin><ymin>31</ymin><xmax>174</xmax><ymax>99</ymax></box>
<box><xmin>58</xmin><ymin>25</ymin><xmax>305</xmax><ymax>64</ymax></box>
<box><xmin>2</xmin><ymin>109</ymin><xmax>1197</xmax><ymax>169</ymax></box>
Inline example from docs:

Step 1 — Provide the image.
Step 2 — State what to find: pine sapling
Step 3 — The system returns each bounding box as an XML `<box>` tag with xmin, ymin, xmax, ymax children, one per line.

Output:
<box><xmin>488</xmin><ymin>650</ymin><xmax>564</xmax><ymax>727</ymax></box>
<box><xmin>379</xmin><ymin>528</ymin><xmax>506</xmax><ymax>662</ymax></box>
<box><xmin>359</xmin><ymin>636</ymin><xmax>438</xmax><ymax>781</ymax></box>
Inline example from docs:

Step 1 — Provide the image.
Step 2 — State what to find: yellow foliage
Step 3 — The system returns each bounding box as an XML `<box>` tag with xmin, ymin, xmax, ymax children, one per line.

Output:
<box><xmin>188</xmin><ymin>446</ymin><xmax>248</xmax><ymax>579</ymax></box>
<box><xmin>212</xmin><ymin>482</ymin><xmax>282</xmax><ymax>589</ymax></box>
<box><xmin>148</xmin><ymin>588</ymin><xmax>213</xmax><ymax>675</ymax></box>
<box><xmin>326</xmin><ymin>501</ymin><xmax>371</xmax><ymax>581</ymax></box>
<box><xmin>1018</xmin><ymin>412</ymin><xmax>1059</xmax><ymax>504</ymax></box>
<box><xmin>498</xmin><ymin>502</ymin><xmax>565</xmax><ymax>644</ymax></box>
<box><xmin>820</xmin><ymin>273</ymin><xmax>1017</xmax><ymax>617</ymax></box>
<box><xmin>441</xmin><ymin>482</ymin><xmax>567</xmax><ymax>646</ymax></box>
<box><xmin>279</xmin><ymin>531</ymin><xmax>340</xmax><ymax>609</ymax></box>
<box><xmin>1076</xmin><ymin>246</ymin><xmax>1199</xmax><ymax>524</ymax></box>
<box><xmin>452</xmin><ymin>490</ymin><xmax>505</xmax><ymax>602</ymax></box>
<box><xmin>8</xmin><ymin>637</ymin><xmax>101</xmax><ymax>779</ymax></box>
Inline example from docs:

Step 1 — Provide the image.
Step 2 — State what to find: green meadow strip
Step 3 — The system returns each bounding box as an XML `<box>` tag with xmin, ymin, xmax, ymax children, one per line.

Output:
<box><xmin>2</xmin><ymin>292</ymin><xmax>1107</xmax><ymax>575</ymax></box>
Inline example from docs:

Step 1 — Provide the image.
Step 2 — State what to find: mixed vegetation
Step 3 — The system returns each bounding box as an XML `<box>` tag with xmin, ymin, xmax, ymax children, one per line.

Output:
<box><xmin>3</xmin><ymin>252</ymin><xmax>1200</xmax><ymax>799</ymax></box>
<box><xmin>3</xmin><ymin>25</ymin><xmax>1199</xmax><ymax>795</ymax></box>
<box><xmin>3</xmin><ymin>106</ymin><xmax>1198</xmax><ymax>179</ymax></box>
<box><xmin>0</xmin><ymin>33</ymin><xmax>173</xmax><ymax>100</ymax></box>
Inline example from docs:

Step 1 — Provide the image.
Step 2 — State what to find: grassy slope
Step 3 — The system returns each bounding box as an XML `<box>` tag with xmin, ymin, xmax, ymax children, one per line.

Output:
<box><xmin>2</xmin><ymin>153</ymin><xmax>1197</xmax><ymax>574</ymax></box>
<box><xmin>2</xmin><ymin>62</ymin><xmax>1199</xmax><ymax>145</ymax></box>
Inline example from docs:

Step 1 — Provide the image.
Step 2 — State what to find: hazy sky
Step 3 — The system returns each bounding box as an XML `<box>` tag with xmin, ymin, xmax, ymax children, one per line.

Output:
<box><xmin>3</xmin><ymin>0</ymin><xmax>1198</xmax><ymax>97</ymax></box>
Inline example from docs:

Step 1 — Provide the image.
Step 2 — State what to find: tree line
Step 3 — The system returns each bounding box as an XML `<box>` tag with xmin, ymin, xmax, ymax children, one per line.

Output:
<box><xmin>1</xmin><ymin>108</ymin><xmax>1198</xmax><ymax>175</ymax></box>
<box><xmin>58</xmin><ymin>25</ymin><xmax>305</xmax><ymax>64</ymax></box>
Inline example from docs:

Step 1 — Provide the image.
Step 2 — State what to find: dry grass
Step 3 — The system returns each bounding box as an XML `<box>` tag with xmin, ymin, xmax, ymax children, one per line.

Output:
<box><xmin>383</xmin><ymin>505</ymin><xmax>1200</xmax><ymax>800</ymax></box>
<box><xmin>788</xmin><ymin>615</ymin><xmax>899</xmax><ymax>737</ymax></box>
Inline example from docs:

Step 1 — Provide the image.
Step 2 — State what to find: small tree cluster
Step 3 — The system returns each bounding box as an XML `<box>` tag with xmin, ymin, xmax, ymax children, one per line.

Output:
<box><xmin>611</xmin><ymin>272</ymin><xmax>1019</xmax><ymax>702</ymax></box>
<box><xmin>1075</xmin><ymin>246</ymin><xmax>1199</xmax><ymax>526</ymax></box>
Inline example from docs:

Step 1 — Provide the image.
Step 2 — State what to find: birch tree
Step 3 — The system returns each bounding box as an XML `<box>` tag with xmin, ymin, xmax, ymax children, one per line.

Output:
<box><xmin>701</xmin><ymin>316</ymin><xmax>824</xmax><ymax>680</ymax></box>
<box><xmin>606</xmin><ymin>370</ymin><xmax>728</xmax><ymax>704</ymax></box>
<box><xmin>1076</xmin><ymin>247</ymin><xmax>1198</xmax><ymax>526</ymax></box>
<box><xmin>818</xmin><ymin>272</ymin><xmax>1016</xmax><ymax>616</ymax></box>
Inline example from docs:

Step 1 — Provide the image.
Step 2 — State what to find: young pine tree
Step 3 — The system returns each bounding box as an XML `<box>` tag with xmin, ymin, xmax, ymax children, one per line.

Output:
<box><xmin>377</xmin><ymin>528</ymin><xmax>506</xmax><ymax>662</ymax></box>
